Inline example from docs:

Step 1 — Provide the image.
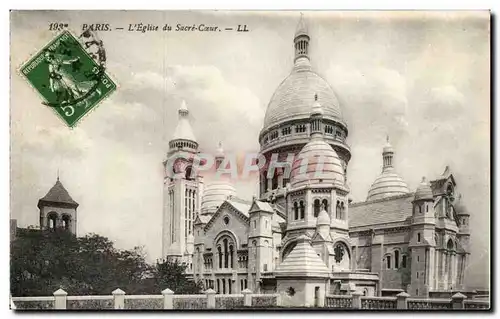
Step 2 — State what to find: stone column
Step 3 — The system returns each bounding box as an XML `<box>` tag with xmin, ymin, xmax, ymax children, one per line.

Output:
<box><xmin>162</xmin><ymin>288</ymin><xmax>174</xmax><ymax>309</ymax></box>
<box><xmin>428</xmin><ymin>247</ymin><xmax>435</xmax><ymax>291</ymax></box>
<box><xmin>441</xmin><ymin>251</ymin><xmax>447</xmax><ymax>290</ymax></box>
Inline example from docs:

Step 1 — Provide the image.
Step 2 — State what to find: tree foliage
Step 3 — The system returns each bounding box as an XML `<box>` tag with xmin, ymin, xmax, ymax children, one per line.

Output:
<box><xmin>10</xmin><ymin>228</ymin><xmax>202</xmax><ymax>296</ymax></box>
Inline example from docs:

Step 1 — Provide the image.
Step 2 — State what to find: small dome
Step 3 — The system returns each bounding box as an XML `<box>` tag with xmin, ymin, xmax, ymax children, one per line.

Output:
<box><xmin>367</xmin><ymin>168</ymin><xmax>409</xmax><ymax>201</ymax></box>
<box><xmin>414</xmin><ymin>177</ymin><xmax>433</xmax><ymax>201</ymax></box>
<box><xmin>290</xmin><ymin>139</ymin><xmax>344</xmax><ymax>188</ymax></box>
<box><xmin>316</xmin><ymin>209</ymin><xmax>330</xmax><ymax>226</ymax></box>
<box><xmin>200</xmin><ymin>181</ymin><xmax>236</xmax><ymax>215</ymax></box>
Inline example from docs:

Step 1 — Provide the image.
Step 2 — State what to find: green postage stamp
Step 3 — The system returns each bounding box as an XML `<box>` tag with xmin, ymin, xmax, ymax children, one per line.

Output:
<box><xmin>20</xmin><ymin>30</ymin><xmax>116</xmax><ymax>127</ymax></box>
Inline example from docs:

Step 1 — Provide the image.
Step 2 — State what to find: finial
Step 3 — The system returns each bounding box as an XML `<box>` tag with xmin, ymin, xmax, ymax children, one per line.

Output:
<box><xmin>314</xmin><ymin>93</ymin><xmax>318</xmax><ymax>101</ymax></box>
<box><xmin>386</xmin><ymin>135</ymin><xmax>389</xmax><ymax>143</ymax></box>
<box><xmin>57</xmin><ymin>168</ymin><xmax>60</xmax><ymax>182</ymax></box>
<box><xmin>421</xmin><ymin>176</ymin><xmax>426</xmax><ymax>183</ymax></box>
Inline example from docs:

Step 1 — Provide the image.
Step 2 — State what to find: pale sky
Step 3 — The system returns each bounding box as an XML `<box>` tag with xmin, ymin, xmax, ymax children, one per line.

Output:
<box><xmin>10</xmin><ymin>11</ymin><xmax>490</xmax><ymax>288</ymax></box>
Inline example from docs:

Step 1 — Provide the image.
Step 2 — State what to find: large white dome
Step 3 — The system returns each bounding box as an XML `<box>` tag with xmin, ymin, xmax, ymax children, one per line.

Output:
<box><xmin>262</xmin><ymin>59</ymin><xmax>343</xmax><ymax>131</ymax></box>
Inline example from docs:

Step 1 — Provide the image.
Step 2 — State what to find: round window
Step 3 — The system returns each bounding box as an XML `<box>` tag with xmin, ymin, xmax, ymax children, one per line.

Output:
<box><xmin>223</xmin><ymin>216</ymin><xmax>230</xmax><ymax>225</ymax></box>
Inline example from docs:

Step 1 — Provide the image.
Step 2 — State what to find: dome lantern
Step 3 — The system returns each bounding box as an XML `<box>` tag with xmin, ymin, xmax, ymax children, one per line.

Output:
<box><xmin>294</xmin><ymin>13</ymin><xmax>310</xmax><ymax>63</ymax></box>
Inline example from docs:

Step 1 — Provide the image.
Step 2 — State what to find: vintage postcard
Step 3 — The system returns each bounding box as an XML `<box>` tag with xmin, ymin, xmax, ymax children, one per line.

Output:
<box><xmin>10</xmin><ymin>10</ymin><xmax>490</xmax><ymax>310</ymax></box>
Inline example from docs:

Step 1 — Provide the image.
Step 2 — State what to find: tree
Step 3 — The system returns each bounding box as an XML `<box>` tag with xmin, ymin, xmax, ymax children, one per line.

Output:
<box><xmin>143</xmin><ymin>259</ymin><xmax>203</xmax><ymax>294</ymax></box>
<box><xmin>10</xmin><ymin>228</ymin><xmax>200</xmax><ymax>296</ymax></box>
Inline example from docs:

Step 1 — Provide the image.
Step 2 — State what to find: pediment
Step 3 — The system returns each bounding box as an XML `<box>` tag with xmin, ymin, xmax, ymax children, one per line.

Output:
<box><xmin>204</xmin><ymin>200</ymin><xmax>249</xmax><ymax>233</ymax></box>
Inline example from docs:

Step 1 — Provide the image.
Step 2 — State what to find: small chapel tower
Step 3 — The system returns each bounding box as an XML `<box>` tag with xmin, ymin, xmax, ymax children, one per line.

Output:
<box><xmin>38</xmin><ymin>176</ymin><xmax>79</xmax><ymax>235</ymax></box>
<box><xmin>162</xmin><ymin>100</ymin><xmax>202</xmax><ymax>264</ymax></box>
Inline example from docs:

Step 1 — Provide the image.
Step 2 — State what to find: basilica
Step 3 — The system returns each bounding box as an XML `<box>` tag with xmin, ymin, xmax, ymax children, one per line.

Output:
<box><xmin>161</xmin><ymin>16</ymin><xmax>471</xmax><ymax>303</ymax></box>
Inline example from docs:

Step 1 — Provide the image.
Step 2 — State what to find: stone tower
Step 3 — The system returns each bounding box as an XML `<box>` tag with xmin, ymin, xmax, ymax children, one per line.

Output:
<box><xmin>162</xmin><ymin>100</ymin><xmax>202</xmax><ymax>264</ymax></box>
<box><xmin>409</xmin><ymin>177</ymin><xmax>436</xmax><ymax>297</ymax></box>
<box><xmin>37</xmin><ymin>176</ymin><xmax>79</xmax><ymax>235</ymax></box>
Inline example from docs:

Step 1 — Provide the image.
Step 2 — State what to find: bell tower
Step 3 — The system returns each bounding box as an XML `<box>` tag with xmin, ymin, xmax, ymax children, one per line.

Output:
<box><xmin>38</xmin><ymin>176</ymin><xmax>79</xmax><ymax>235</ymax></box>
<box><xmin>162</xmin><ymin>100</ymin><xmax>202</xmax><ymax>263</ymax></box>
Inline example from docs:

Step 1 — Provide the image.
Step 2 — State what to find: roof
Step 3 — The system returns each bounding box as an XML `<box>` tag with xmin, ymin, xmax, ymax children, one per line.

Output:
<box><xmin>295</xmin><ymin>14</ymin><xmax>308</xmax><ymax>38</ymax></box>
<box><xmin>226</xmin><ymin>198</ymin><xmax>252</xmax><ymax>217</ymax></box>
<box><xmin>262</xmin><ymin>69</ymin><xmax>342</xmax><ymax>132</ymax></box>
<box><xmin>350</xmin><ymin>193</ymin><xmax>414</xmax><ymax>228</ymax></box>
<box><xmin>172</xmin><ymin>100</ymin><xmax>196</xmax><ymax>142</ymax></box>
<box><xmin>366</xmin><ymin>168</ymin><xmax>409</xmax><ymax>201</ymax></box>
<box><xmin>275</xmin><ymin>235</ymin><xmax>330</xmax><ymax>277</ymax></box>
<box><xmin>250</xmin><ymin>200</ymin><xmax>274</xmax><ymax>214</ymax></box>
<box><xmin>414</xmin><ymin>177</ymin><xmax>434</xmax><ymax>201</ymax></box>
<box><xmin>38</xmin><ymin>179</ymin><xmax>79</xmax><ymax>208</ymax></box>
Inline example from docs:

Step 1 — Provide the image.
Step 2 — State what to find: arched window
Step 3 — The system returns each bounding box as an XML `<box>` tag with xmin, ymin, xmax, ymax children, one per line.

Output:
<box><xmin>322</xmin><ymin>199</ymin><xmax>329</xmax><ymax>213</ymax></box>
<box><xmin>262</xmin><ymin>170</ymin><xmax>268</xmax><ymax>193</ymax></box>
<box><xmin>419</xmin><ymin>204</ymin><xmax>422</xmax><ymax>214</ymax></box>
<box><xmin>272</xmin><ymin>172</ymin><xmax>279</xmax><ymax>190</ymax></box>
<box><xmin>229</xmin><ymin>245</ymin><xmax>234</xmax><ymax>268</ymax></box>
<box><xmin>417</xmin><ymin>233</ymin><xmax>421</xmax><ymax>242</ymax></box>
<box><xmin>386</xmin><ymin>255</ymin><xmax>391</xmax><ymax>269</ymax></box>
<box><xmin>447</xmin><ymin>239</ymin><xmax>454</xmax><ymax>251</ymax></box>
<box><xmin>218</xmin><ymin>246</ymin><xmax>223</xmax><ymax>269</ymax></box>
<box><xmin>299</xmin><ymin>201</ymin><xmax>305</xmax><ymax>219</ymax></box>
<box><xmin>293</xmin><ymin>202</ymin><xmax>299</xmax><ymax>220</ymax></box>
<box><xmin>336</xmin><ymin>201</ymin><xmax>341</xmax><ymax>219</ymax></box>
<box><xmin>313</xmin><ymin>199</ymin><xmax>321</xmax><ymax>217</ymax></box>
<box><xmin>340</xmin><ymin>202</ymin><xmax>345</xmax><ymax>220</ymax></box>
<box><xmin>62</xmin><ymin>214</ymin><xmax>71</xmax><ymax>230</ymax></box>
<box><xmin>394</xmin><ymin>250</ymin><xmax>400</xmax><ymax>269</ymax></box>
<box><xmin>47</xmin><ymin>212</ymin><xmax>58</xmax><ymax>230</ymax></box>
<box><xmin>402</xmin><ymin>255</ymin><xmax>407</xmax><ymax>268</ymax></box>
<box><xmin>185</xmin><ymin>166</ymin><xmax>193</xmax><ymax>180</ymax></box>
<box><xmin>426</xmin><ymin>204</ymin><xmax>429</xmax><ymax>212</ymax></box>
<box><xmin>223</xmin><ymin>239</ymin><xmax>229</xmax><ymax>268</ymax></box>
<box><xmin>222</xmin><ymin>278</ymin><xmax>226</xmax><ymax>294</ymax></box>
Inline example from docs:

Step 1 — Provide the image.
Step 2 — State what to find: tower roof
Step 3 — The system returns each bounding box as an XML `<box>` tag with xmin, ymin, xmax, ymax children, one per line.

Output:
<box><xmin>414</xmin><ymin>177</ymin><xmax>434</xmax><ymax>201</ymax></box>
<box><xmin>316</xmin><ymin>209</ymin><xmax>330</xmax><ymax>226</ymax></box>
<box><xmin>171</xmin><ymin>100</ymin><xmax>197</xmax><ymax>142</ymax></box>
<box><xmin>275</xmin><ymin>235</ymin><xmax>330</xmax><ymax>277</ymax></box>
<box><xmin>295</xmin><ymin>13</ymin><xmax>309</xmax><ymax>38</ymax></box>
<box><xmin>38</xmin><ymin>178</ymin><xmax>79</xmax><ymax>208</ymax></box>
